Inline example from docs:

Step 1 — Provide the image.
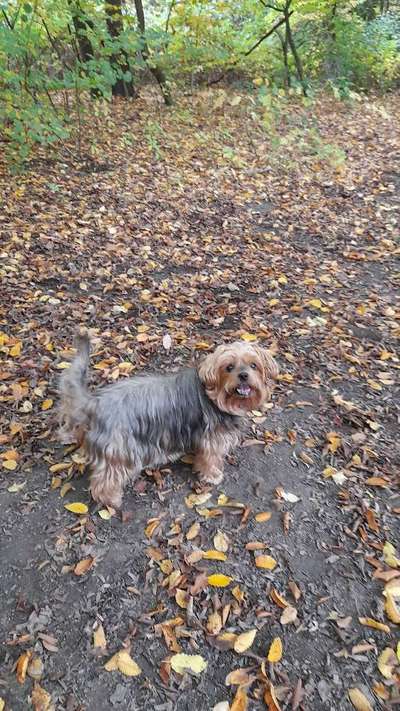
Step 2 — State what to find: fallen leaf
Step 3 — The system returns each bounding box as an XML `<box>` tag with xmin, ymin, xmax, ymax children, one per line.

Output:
<box><xmin>207</xmin><ymin>574</ymin><xmax>233</xmax><ymax>587</ymax></box>
<box><xmin>41</xmin><ymin>399</ymin><xmax>53</xmax><ymax>411</ymax></box>
<box><xmin>7</xmin><ymin>481</ymin><xmax>26</xmax><ymax>492</ymax></box>
<box><xmin>255</xmin><ymin>511</ymin><xmax>272</xmax><ymax>522</ymax></box>
<box><xmin>27</xmin><ymin>657</ymin><xmax>44</xmax><ymax>681</ymax></box>
<box><xmin>202</xmin><ymin>550</ymin><xmax>227</xmax><ymax>561</ymax></box>
<box><xmin>3</xmin><ymin>459</ymin><xmax>18</xmax><ymax>470</ymax></box>
<box><xmin>377</xmin><ymin>647</ymin><xmax>397</xmax><ymax>678</ymax></box>
<box><xmin>230</xmin><ymin>686</ymin><xmax>248</xmax><ymax>711</ymax></box>
<box><xmin>185</xmin><ymin>492</ymin><xmax>212</xmax><ymax>508</ymax></box>
<box><xmin>214</xmin><ymin>530</ymin><xmax>229</xmax><ymax>552</ymax></box>
<box><xmin>232</xmin><ymin>585</ymin><xmax>245</xmax><ymax>603</ymax></box>
<box><xmin>348</xmin><ymin>687</ymin><xmax>374</xmax><ymax>711</ymax></box>
<box><xmin>268</xmin><ymin>637</ymin><xmax>283</xmax><ymax>662</ymax></box>
<box><xmin>31</xmin><ymin>682</ymin><xmax>53</xmax><ymax>711</ymax></box>
<box><xmin>145</xmin><ymin>517</ymin><xmax>161</xmax><ymax>538</ymax></box>
<box><xmin>0</xmin><ymin>699</ymin><xmax>4</xmax><ymax>711</ymax></box>
<box><xmin>170</xmin><ymin>653</ymin><xmax>207</xmax><ymax>675</ymax></box>
<box><xmin>264</xmin><ymin>681</ymin><xmax>282</xmax><ymax>711</ymax></box>
<box><xmin>365</xmin><ymin>477</ymin><xmax>387</xmax><ymax>487</ymax></box>
<box><xmin>359</xmin><ymin>617</ymin><xmax>390</xmax><ymax>633</ymax></box>
<box><xmin>74</xmin><ymin>557</ymin><xmax>94</xmax><ymax>576</ymax></box>
<box><xmin>207</xmin><ymin>611</ymin><xmax>222</xmax><ymax>635</ymax></box>
<box><xmin>93</xmin><ymin>623</ymin><xmax>107</xmax><ymax>650</ymax></box>
<box><xmin>186</xmin><ymin>522</ymin><xmax>200</xmax><ymax>540</ymax></box>
<box><xmin>270</xmin><ymin>588</ymin><xmax>289</xmax><ymax>609</ymax></box>
<box><xmin>175</xmin><ymin>589</ymin><xmax>189</xmax><ymax>609</ymax></box>
<box><xmin>105</xmin><ymin>650</ymin><xmax>141</xmax><ymax>676</ymax></box>
<box><xmin>212</xmin><ymin>703</ymin><xmax>230</xmax><ymax>711</ymax></box>
<box><xmin>280</xmin><ymin>606</ymin><xmax>297</xmax><ymax>625</ymax></box>
<box><xmin>225</xmin><ymin>668</ymin><xmax>250</xmax><ymax>685</ymax></box>
<box><xmin>288</xmin><ymin>580</ymin><xmax>301</xmax><ymax>601</ymax></box>
<box><xmin>98</xmin><ymin>509</ymin><xmax>112</xmax><ymax>520</ymax></box>
<box><xmin>255</xmin><ymin>555</ymin><xmax>277</xmax><ymax>570</ymax></box>
<box><xmin>64</xmin><ymin>502</ymin><xmax>88</xmax><ymax>515</ymax></box>
<box><xmin>234</xmin><ymin>629</ymin><xmax>256</xmax><ymax>653</ymax></box>
<box><xmin>215</xmin><ymin>632</ymin><xmax>237</xmax><ymax>650</ymax></box>
<box><xmin>383</xmin><ymin>541</ymin><xmax>400</xmax><ymax>568</ymax></box>
<box><xmin>245</xmin><ymin>541</ymin><xmax>266</xmax><ymax>551</ymax></box>
<box><xmin>384</xmin><ymin>594</ymin><xmax>400</xmax><ymax>624</ymax></box>
<box><xmin>16</xmin><ymin>650</ymin><xmax>31</xmax><ymax>683</ymax></box>
<box><xmin>326</xmin><ymin>431</ymin><xmax>341</xmax><ymax>453</ymax></box>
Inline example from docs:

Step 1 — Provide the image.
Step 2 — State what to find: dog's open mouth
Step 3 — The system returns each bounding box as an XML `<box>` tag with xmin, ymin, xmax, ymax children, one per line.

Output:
<box><xmin>235</xmin><ymin>384</ymin><xmax>252</xmax><ymax>398</ymax></box>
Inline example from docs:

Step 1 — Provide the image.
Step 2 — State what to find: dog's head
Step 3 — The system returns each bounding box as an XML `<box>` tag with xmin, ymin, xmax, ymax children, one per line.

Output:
<box><xmin>198</xmin><ymin>341</ymin><xmax>279</xmax><ymax>415</ymax></box>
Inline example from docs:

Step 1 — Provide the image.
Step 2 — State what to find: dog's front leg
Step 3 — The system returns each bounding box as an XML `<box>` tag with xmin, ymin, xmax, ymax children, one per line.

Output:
<box><xmin>193</xmin><ymin>436</ymin><xmax>227</xmax><ymax>485</ymax></box>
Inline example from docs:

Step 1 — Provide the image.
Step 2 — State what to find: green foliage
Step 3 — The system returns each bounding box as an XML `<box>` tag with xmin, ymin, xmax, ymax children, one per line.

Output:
<box><xmin>0</xmin><ymin>0</ymin><xmax>399</xmax><ymax>165</ymax></box>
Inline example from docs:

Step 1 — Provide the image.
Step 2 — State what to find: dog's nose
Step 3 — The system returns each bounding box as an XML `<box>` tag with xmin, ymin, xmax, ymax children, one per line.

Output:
<box><xmin>238</xmin><ymin>371</ymin><xmax>248</xmax><ymax>381</ymax></box>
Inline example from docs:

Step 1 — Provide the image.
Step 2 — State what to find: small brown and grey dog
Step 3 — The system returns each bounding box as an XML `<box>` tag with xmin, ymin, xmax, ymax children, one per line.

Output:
<box><xmin>59</xmin><ymin>332</ymin><xmax>279</xmax><ymax>508</ymax></box>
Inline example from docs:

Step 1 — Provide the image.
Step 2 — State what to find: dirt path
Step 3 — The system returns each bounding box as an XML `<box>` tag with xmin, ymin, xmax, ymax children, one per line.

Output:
<box><xmin>0</xmin><ymin>91</ymin><xmax>399</xmax><ymax>710</ymax></box>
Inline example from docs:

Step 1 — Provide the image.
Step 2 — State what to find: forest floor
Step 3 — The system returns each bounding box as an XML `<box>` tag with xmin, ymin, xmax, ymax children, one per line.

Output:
<box><xmin>0</xmin><ymin>88</ymin><xmax>399</xmax><ymax>711</ymax></box>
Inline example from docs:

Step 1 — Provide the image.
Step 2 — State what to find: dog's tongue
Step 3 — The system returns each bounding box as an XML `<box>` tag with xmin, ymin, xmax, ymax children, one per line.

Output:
<box><xmin>236</xmin><ymin>384</ymin><xmax>251</xmax><ymax>397</ymax></box>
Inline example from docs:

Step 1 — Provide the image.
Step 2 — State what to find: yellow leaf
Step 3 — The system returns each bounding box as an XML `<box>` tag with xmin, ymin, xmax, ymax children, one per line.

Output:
<box><xmin>3</xmin><ymin>459</ymin><xmax>17</xmax><ymax>470</ymax></box>
<box><xmin>93</xmin><ymin>623</ymin><xmax>107</xmax><ymax>650</ymax></box>
<box><xmin>170</xmin><ymin>653</ymin><xmax>207</xmax><ymax>675</ymax></box>
<box><xmin>270</xmin><ymin>589</ymin><xmax>289</xmax><ymax>609</ymax></box>
<box><xmin>255</xmin><ymin>555</ymin><xmax>277</xmax><ymax>570</ymax></box>
<box><xmin>16</xmin><ymin>650</ymin><xmax>31</xmax><ymax>683</ymax></box>
<box><xmin>7</xmin><ymin>481</ymin><xmax>25</xmax><ymax>493</ymax></box>
<box><xmin>10</xmin><ymin>342</ymin><xmax>22</xmax><ymax>357</ymax></box>
<box><xmin>214</xmin><ymin>530</ymin><xmax>229</xmax><ymax>552</ymax></box>
<box><xmin>175</xmin><ymin>589</ymin><xmax>189</xmax><ymax>609</ymax></box>
<box><xmin>60</xmin><ymin>482</ymin><xmax>73</xmax><ymax>498</ymax></box>
<box><xmin>359</xmin><ymin>617</ymin><xmax>390</xmax><ymax>633</ymax></box>
<box><xmin>397</xmin><ymin>641</ymin><xmax>400</xmax><ymax>663</ymax></box>
<box><xmin>186</xmin><ymin>522</ymin><xmax>200</xmax><ymax>540</ymax></box>
<box><xmin>384</xmin><ymin>594</ymin><xmax>400</xmax><ymax>624</ymax></box>
<box><xmin>98</xmin><ymin>509</ymin><xmax>112</xmax><ymax>520</ymax></box>
<box><xmin>348</xmin><ymin>688</ymin><xmax>373</xmax><ymax>711</ymax></box>
<box><xmin>74</xmin><ymin>557</ymin><xmax>94</xmax><ymax>576</ymax></box>
<box><xmin>49</xmin><ymin>462</ymin><xmax>72</xmax><ymax>473</ymax></box>
<box><xmin>0</xmin><ymin>698</ymin><xmax>4</xmax><ymax>711</ymax></box>
<box><xmin>144</xmin><ymin>517</ymin><xmax>161</xmax><ymax>538</ymax></box>
<box><xmin>326</xmin><ymin>431</ymin><xmax>341</xmax><ymax>453</ymax></box>
<box><xmin>203</xmin><ymin>550</ymin><xmax>227</xmax><ymax>561</ymax></box>
<box><xmin>41</xmin><ymin>399</ymin><xmax>53</xmax><ymax>411</ymax></box>
<box><xmin>241</xmin><ymin>333</ymin><xmax>257</xmax><ymax>342</ymax></box>
<box><xmin>207</xmin><ymin>574</ymin><xmax>233</xmax><ymax>587</ymax></box>
<box><xmin>307</xmin><ymin>298</ymin><xmax>322</xmax><ymax>309</ymax></box>
<box><xmin>230</xmin><ymin>686</ymin><xmax>248</xmax><ymax>711</ymax></box>
<box><xmin>232</xmin><ymin>585</ymin><xmax>245</xmax><ymax>603</ymax></box>
<box><xmin>268</xmin><ymin>637</ymin><xmax>283</xmax><ymax>663</ymax></box>
<box><xmin>233</xmin><ymin>629</ymin><xmax>256</xmax><ymax>653</ymax></box>
<box><xmin>255</xmin><ymin>511</ymin><xmax>272</xmax><ymax>522</ymax></box>
<box><xmin>185</xmin><ymin>492</ymin><xmax>211</xmax><ymax>508</ymax></box>
<box><xmin>51</xmin><ymin>476</ymin><xmax>62</xmax><ymax>489</ymax></box>
<box><xmin>159</xmin><ymin>559</ymin><xmax>173</xmax><ymax>574</ymax></box>
<box><xmin>105</xmin><ymin>650</ymin><xmax>141</xmax><ymax>676</ymax></box>
<box><xmin>377</xmin><ymin>647</ymin><xmax>397</xmax><ymax>678</ymax></box>
<box><xmin>64</xmin><ymin>502</ymin><xmax>88</xmax><ymax>515</ymax></box>
<box><xmin>383</xmin><ymin>541</ymin><xmax>400</xmax><ymax>568</ymax></box>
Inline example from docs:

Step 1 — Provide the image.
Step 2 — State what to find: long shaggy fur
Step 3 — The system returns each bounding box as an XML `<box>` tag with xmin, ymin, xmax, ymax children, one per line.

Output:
<box><xmin>59</xmin><ymin>332</ymin><xmax>278</xmax><ymax>508</ymax></box>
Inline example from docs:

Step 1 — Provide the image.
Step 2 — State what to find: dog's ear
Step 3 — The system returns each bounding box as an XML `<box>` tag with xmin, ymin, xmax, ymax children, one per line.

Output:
<box><xmin>197</xmin><ymin>351</ymin><xmax>219</xmax><ymax>390</ymax></box>
<box><xmin>253</xmin><ymin>346</ymin><xmax>279</xmax><ymax>381</ymax></box>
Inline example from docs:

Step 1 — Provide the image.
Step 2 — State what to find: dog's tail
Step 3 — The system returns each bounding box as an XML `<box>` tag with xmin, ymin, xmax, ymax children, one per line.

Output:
<box><xmin>59</xmin><ymin>330</ymin><xmax>94</xmax><ymax>443</ymax></box>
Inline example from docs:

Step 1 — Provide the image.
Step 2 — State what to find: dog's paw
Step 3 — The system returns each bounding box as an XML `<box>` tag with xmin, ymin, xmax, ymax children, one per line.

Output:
<box><xmin>198</xmin><ymin>468</ymin><xmax>224</xmax><ymax>486</ymax></box>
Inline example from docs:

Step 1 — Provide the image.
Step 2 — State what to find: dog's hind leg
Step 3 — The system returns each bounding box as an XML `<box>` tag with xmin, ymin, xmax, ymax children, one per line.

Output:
<box><xmin>89</xmin><ymin>456</ymin><xmax>138</xmax><ymax>509</ymax></box>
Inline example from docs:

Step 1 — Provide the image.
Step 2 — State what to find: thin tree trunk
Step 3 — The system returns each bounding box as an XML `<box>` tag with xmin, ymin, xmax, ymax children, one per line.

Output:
<box><xmin>275</xmin><ymin>27</ymin><xmax>291</xmax><ymax>88</ymax></box>
<box><xmin>69</xmin><ymin>0</ymin><xmax>95</xmax><ymax>65</ymax></box>
<box><xmin>105</xmin><ymin>0</ymin><xmax>136</xmax><ymax>98</ymax></box>
<box><xmin>284</xmin><ymin>5</ymin><xmax>307</xmax><ymax>96</ymax></box>
<box><xmin>133</xmin><ymin>0</ymin><xmax>172</xmax><ymax>105</ymax></box>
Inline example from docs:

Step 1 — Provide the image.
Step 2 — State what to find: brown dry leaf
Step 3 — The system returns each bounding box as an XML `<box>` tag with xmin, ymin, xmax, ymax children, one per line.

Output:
<box><xmin>245</xmin><ymin>541</ymin><xmax>266</xmax><ymax>551</ymax></box>
<box><xmin>264</xmin><ymin>682</ymin><xmax>282</xmax><ymax>711</ymax></box>
<box><xmin>255</xmin><ymin>511</ymin><xmax>272</xmax><ymax>522</ymax></box>
<box><xmin>348</xmin><ymin>688</ymin><xmax>374</xmax><ymax>711</ymax></box>
<box><xmin>232</xmin><ymin>585</ymin><xmax>245</xmax><ymax>603</ymax></box>
<box><xmin>27</xmin><ymin>657</ymin><xmax>44</xmax><ymax>681</ymax></box>
<box><xmin>214</xmin><ymin>530</ymin><xmax>229</xmax><ymax>552</ymax></box>
<box><xmin>207</xmin><ymin>574</ymin><xmax>233</xmax><ymax>587</ymax></box>
<box><xmin>288</xmin><ymin>580</ymin><xmax>301</xmax><ymax>601</ymax></box>
<box><xmin>105</xmin><ymin>650</ymin><xmax>141</xmax><ymax>676</ymax></box>
<box><xmin>207</xmin><ymin>611</ymin><xmax>222</xmax><ymax>635</ymax></box>
<box><xmin>74</xmin><ymin>557</ymin><xmax>94</xmax><ymax>576</ymax></box>
<box><xmin>230</xmin><ymin>686</ymin><xmax>248</xmax><ymax>711</ymax></box>
<box><xmin>145</xmin><ymin>517</ymin><xmax>161</xmax><ymax>538</ymax></box>
<box><xmin>365</xmin><ymin>477</ymin><xmax>388</xmax><ymax>487</ymax></box>
<box><xmin>49</xmin><ymin>462</ymin><xmax>71</xmax><ymax>473</ymax></box>
<box><xmin>31</xmin><ymin>682</ymin><xmax>54</xmax><ymax>711</ymax></box>
<box><xmin>267</xmin><ymin>637</ymin><xmax>283</xmax><ymax>663</ymax></box>
<box><xmin>16</xmin><ymin>650</ymin><xmax>32</xmax><ymax>683</ymax></box>
<box><xmin>93</xmin><ymin>623</ymin><xmax>107</xmax><ymax>650</ymax></box>
<box><xmin>365</xmin><ymin>509</ymin><xmax>379</xmax><ymax>533</ymax></box>
<box><xmin>280</xmin><ymin>606</ymin><xmax>297</xmax><ymax>625</ymax></box>
<box><xmin>233</xmin><ymin>629</ymin><xmax>256</xmax><ymax>653</ymax></box>
<box><xmin>175</xmin><ymin>589</ymin><xmax>189</xmax><ymax>609</ymax></box>
<box><xmin>225</xmin><ymin>668</ymin><xmax>250</xmax><ymax>686</ymax></box>
<box><xmin>186</xmin><ymin>521</ymin><xmax>200</xmax><ymax>540</ymax></box>
<box><xmin>326</xmin><ymin>431</ymin><xmax>342</xmax><ymax>453</ymax></box>
<box><xmin>60</xmin><ymin>482</ymin><xmax>73</xmax><ymax>498</ymax></box>
<box><xmin>359</xmin><ymin>617</ymin><xmax>390</xmax><ymax>633</ymax></box>
<box><xmin>270</xmin><ymin>589</ymin><xmax>289</xmax><ymax>609</ymax></box>
<box><xmin>215</xmin><ymin>632</ymin><xmax>237</xmax><ymax>650</ymax></box>
<box><xmin>255</xmin><ymin>555</ymin><xmax>277</xmax><ymax>570</ymax></box>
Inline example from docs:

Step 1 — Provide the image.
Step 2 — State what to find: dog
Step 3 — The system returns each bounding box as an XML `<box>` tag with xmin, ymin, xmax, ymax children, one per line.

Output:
<box><xmin>59</xmin><ymin>332</ymin><xmax>279</xmax><ymax>508</ymax></box>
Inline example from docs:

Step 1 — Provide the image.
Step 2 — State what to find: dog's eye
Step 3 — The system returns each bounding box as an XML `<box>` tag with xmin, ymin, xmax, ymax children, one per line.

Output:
<box><xmin>250</xmin><ymin>362</ymin><xmax>258</xmax><ymax>369</ymax></box>
<box><xmin>226</xmin><ymin>364</ymin><xmax>234</xmax><ymax>373</ymax></box>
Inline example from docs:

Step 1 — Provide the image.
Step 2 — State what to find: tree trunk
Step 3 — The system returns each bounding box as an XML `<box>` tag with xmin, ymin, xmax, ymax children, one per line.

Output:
<box><xmin>276</xmin><ymin>27</ymin><xmax>291</xmax><ymax>88</ymax></box>
<box><xmin>284</xmin><ymin>4</ymin><xmax>307</xmax><ymax>96</ymax></box>
<box><xmin>105</xmin><ymin>0</ymin><xmax>136</xmax><ymax>98</ymax></box>
<box><xmin>69</xmin><ymin>0</ymin><xmax>95</xmax><ymax>64</ymax></box>
<box><xmin>133</xmin><ymin>0</ymin><xmax>172</xmax><ymax>105</ymax></box>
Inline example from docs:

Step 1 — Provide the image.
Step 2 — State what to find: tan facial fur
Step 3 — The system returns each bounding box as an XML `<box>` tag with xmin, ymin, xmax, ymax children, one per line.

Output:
<box><xmin>198</xmin><ymin>342</ymin><xmax>279</xmax><ymax>415</ymax></box>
